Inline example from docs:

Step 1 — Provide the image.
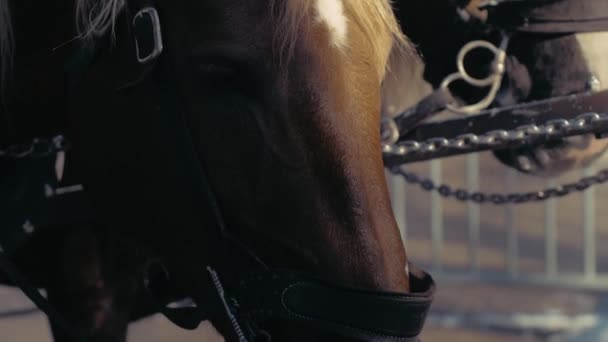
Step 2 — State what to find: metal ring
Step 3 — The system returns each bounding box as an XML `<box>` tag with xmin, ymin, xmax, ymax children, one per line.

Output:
<box><xmin>456</xmin><ymin>40</ymin><xmax>505</xmax><ymax>87</ymax></box>
<box><xmin>133</xmin><ymin>7</ymin><xmax>164</xmax><ymax>64</ymax></box>
<box><xmin>441</xmin><ymin>35</ymin><xmax>510</xmax><ymax>115</ymax></box>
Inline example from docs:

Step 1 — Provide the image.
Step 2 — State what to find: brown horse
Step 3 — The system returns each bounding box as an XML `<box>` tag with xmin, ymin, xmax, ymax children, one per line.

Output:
<box><xmin>1</xmin><ymin>0</ymin><xmax>433</xmax><ymax>341</ymax></box>
<box><xmin>386</xmin><ymin>0</ymin><xmax>608</xmax><ymax>177</ymax></box>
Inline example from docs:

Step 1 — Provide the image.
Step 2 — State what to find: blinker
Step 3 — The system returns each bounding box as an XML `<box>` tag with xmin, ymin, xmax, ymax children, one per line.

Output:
<box><xmin>133</xmin><ymin>7</ymin><xmax>163</xmax><ymax>64</ymax></box>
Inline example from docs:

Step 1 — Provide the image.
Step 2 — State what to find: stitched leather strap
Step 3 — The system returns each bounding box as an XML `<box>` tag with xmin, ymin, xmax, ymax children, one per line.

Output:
<box><xmin>228</xmin><ymin>266</ymin><xmax>434</xmax><ymax>341</ymax></box>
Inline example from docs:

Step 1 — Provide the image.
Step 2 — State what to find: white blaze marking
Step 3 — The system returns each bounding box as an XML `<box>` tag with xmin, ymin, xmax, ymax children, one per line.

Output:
<box><xmin>314</xmin><ymin>0</ymin><xmax>348</xmax><ymax>47</ymax></box>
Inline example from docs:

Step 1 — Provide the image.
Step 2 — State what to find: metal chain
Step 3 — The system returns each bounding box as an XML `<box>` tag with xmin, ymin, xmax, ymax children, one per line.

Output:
<box><xmin>382</xmin><ymin>112</ymin><xmax>608</xmax><ymax>158</ymax></box>
<box><xmin>383</xmin><ymin>112</ymin><xmax>608</xmax><ymax>203</ymax></box>
<box><xmin>0</xmin><ymin>135</ymin><xmax>68</xmax><ymax>159</ymax></box>
<box><xmin>390</xmin><ymin>166</ymin><xmax>608</xmax><ymax>205</ymax></box>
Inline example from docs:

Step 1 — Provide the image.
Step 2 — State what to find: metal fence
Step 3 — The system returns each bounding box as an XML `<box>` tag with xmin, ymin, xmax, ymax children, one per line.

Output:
<box><xmin>387</xmin><ymin>153</ymin><xmax>608</xmax><ymax>291</ymax></box>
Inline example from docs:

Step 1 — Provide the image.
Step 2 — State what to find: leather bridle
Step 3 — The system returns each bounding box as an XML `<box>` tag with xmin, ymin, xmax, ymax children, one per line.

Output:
<box><xmin>1</xmin><ymin>2</ymin><xmax>435</xmax><ymax>342</ymax></box>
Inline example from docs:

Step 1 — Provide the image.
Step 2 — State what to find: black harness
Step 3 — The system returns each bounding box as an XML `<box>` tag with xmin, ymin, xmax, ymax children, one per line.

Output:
<box><xmin>0</xmin><ymin>2</ymin><xmax>434</xmax><ymax>342</ymax></box>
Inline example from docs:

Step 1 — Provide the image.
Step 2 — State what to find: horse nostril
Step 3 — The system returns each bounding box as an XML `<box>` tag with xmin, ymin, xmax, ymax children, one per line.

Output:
<box><xmin>199</xmin><ymin>62</ymin><xmax>239</xmax><ymax>79</ymax></box>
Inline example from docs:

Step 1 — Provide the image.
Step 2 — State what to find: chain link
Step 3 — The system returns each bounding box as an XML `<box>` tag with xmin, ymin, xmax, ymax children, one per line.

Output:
<box><xmin>391</xmin><ymin>166</ymin><xmax>608</xmax><ymax>205</ymax></box>
<box><xmin>0</xmin><ymin>135</ymin><xmax>68</xmax><ymax>159</ymax></box>
<box><xmin>382</xmin><ymin>112</ymin><xmax>608</xmax><ymax>157</ymax></box>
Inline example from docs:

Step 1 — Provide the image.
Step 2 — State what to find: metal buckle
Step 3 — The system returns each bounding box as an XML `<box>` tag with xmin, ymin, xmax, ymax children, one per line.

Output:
<box><xmin>133</xmin><ymin>7</ymin><xmax>163</xmax><ymax>64</ymax></box>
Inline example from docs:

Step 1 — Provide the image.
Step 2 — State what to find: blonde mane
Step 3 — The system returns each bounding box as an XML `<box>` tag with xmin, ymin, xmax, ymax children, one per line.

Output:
<box><xmin>272</xmin><ymin>0</ymin><xmax>413</xmax><ymax>80</ymax></box>
<box><xmin>343</xmin><ymin>0</ymin><xmax>414</xmax><ymax>78</ymax></box>
<box><xmin>75</xmin><ymin>0</ymin><xmax>125</xmax><ymax>39</ymax></box>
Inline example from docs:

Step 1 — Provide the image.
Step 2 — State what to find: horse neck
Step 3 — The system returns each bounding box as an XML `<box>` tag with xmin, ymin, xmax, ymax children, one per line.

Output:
<box><xmin>1</xmin><ymin>0</ymin><xmax>76</xmax><ymax>143</ymax></box>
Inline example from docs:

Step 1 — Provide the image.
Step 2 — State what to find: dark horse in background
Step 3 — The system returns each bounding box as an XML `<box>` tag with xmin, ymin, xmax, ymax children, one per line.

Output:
<box><xmin>0</xmin><ymin>0</ymin><xmax>434</xmax><ymax>341</ymax></box>
<box><xmin>385</xmin><ymin>0</ymin><xmax>608</xmax><ymax>176</ymax></box>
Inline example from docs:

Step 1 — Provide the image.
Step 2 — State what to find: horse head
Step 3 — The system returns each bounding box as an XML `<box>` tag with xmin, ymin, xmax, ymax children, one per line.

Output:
<box><xmin>41</xmin><ymin>0</ymin><xmax>435</xmax><ymax>340</ymax></box>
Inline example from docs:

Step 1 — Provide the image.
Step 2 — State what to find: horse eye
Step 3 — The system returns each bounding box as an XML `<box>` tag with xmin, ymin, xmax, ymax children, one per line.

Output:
<box><xmin>197</xmin><ymin>60</ymin><xmax>257</xmax><ymax>96</ymax></box>
<box><xmin>199</xmin><ymin>63</ymin><xmax>238</xmax><ymax>78</ymax></box>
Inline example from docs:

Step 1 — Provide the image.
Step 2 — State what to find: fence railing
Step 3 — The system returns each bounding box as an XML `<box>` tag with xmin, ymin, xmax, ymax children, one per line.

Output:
<box><xmin>387</xmin><ymin>153</ymin><xmax>608</xmax><ymax>291</ymax></box>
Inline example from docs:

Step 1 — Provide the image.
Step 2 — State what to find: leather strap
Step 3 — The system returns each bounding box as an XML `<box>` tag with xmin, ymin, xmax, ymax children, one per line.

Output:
<box><xmin>233</xmin><ymin>266</ymin><xmax>434</xmax><ymax>341</ymax></box>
